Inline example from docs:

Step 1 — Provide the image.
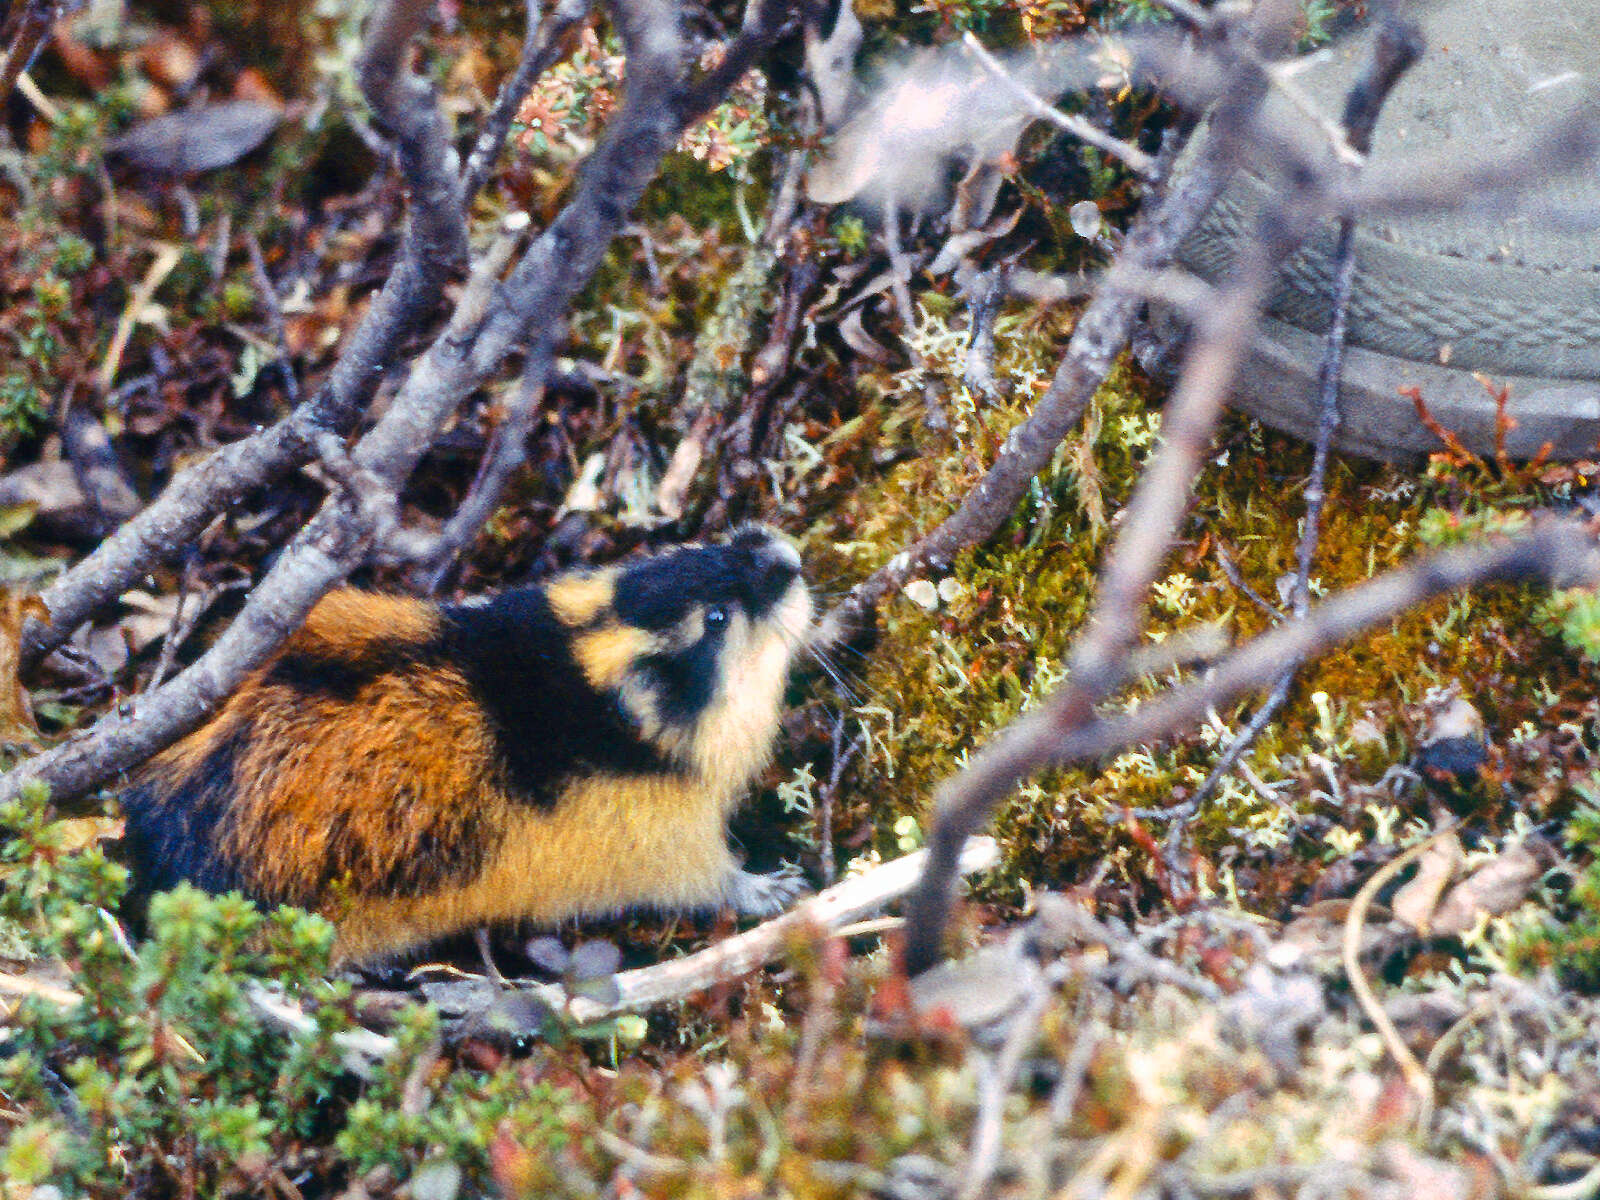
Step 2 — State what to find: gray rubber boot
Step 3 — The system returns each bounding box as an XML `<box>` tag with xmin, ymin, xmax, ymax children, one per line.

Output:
<box><xmin>1149</xmin><ymin>0</ymin><xmax>1600</xmax><ymax>461</ymax></box>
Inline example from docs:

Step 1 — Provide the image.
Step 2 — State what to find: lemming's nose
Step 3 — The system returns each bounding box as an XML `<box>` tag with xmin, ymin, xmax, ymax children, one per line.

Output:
<box><xmin>750</xmin><ymin>535</ymin><xmax>802</xmax><ymax>612</ymax></box>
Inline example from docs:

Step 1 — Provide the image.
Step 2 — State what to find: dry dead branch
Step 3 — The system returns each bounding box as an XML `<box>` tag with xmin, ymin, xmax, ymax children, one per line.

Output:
<box><xmin>1</xmin><ymin>0</ymin><xmax>803</xmax><ymax>807</ymax></box>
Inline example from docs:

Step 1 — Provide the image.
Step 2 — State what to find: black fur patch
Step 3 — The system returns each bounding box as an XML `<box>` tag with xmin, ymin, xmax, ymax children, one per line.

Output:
<box><xmin>439</xmin><ymin>589</ymin><xmax>681</xmax><ymax>807</ymax></box>
<box><xmin>263</xmin><ymin>643</ymin><xmax>420</xmax><ymax>701</ymax></box>
<box><xmin>640</xmin><ymin>630</ymin><xmax>722</xmax><ymax>728</ymax></box>
<box><xmin>121</xmin><ymin>721</ymin><xmax>253</xmax><ymax>898</ymax></box>
<box><xmin>615</xmin><ymin>527</ymin><xmax>799</xmax><ymax>628</ymax></box>
<box><xmin>311</xmin><ymin>796</ymin><xmax>500</xmax><ymax>900</ymax></box>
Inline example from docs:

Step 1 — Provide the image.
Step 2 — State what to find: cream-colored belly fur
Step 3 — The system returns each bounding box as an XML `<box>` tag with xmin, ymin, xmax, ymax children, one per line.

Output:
<box><xmin>334</xmin><ymin>774</ymin><xmax>736</xmax><ymax>962</ymax></box>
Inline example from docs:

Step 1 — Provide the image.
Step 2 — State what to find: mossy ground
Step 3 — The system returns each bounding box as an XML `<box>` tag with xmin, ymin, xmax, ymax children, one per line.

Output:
<box><xmin>786</xmin><ymin>311</ymin><xmax>1597</xmax><ymax>936</ymax></box>
<box><xmin>7</xmin><ymin>0</ymin><xmax>1600</xmax><ymax>1193</ymax></box>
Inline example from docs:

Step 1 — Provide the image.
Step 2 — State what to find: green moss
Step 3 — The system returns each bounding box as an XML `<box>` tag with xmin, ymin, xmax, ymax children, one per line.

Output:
<box><xmin>805</xmin><ymin>333</ymin><xmax>1598</xmax><ymax>919</ymax></box>
<box><xmin>638</xmin><ymin>154</ymin><xmax>755</xmax><ymax>244</ymax></box>
<box><xmin>1509</xmin><ymin>778</ymin><xmax>1600</xmax><ymax>988</ymax></box>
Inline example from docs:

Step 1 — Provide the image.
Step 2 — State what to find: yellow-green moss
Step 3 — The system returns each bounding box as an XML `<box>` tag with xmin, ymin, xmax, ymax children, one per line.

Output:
<box><xmin>802</xmin><ymin>319</ymin><xmax>1596</xmax><ymax>918</ymax></box>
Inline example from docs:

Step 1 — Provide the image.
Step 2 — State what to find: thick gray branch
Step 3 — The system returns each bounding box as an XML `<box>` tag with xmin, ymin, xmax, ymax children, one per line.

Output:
<box><xmin>21</xmin><ymin>0</ymin><xmax>469</xmax><ymax>671</ymax></box>
<box><xmin>3</xmin><ymin>0</ymin><xmax>795</xmax><ymax>807</ymax></box>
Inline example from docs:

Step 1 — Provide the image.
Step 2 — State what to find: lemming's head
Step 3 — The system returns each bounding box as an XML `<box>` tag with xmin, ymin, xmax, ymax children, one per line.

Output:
<box><xmin>546</xmin><ymin>524</ymin><xmax>812</xmax><ymax>772</ymax></box>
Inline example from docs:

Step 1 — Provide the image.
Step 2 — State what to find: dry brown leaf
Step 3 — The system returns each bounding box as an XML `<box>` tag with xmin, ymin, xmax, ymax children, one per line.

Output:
<box><xmin>50</xmin><ymin>24</ymin><xmax>115</xmax><ymax>91</ymax></box>
<box><xmin>1071</xmin><ymin>399</ymin><xmax>1106</xmax><ymax>532</ymax></box>
<box><xmin>1281</xmin><ymin>897</ymin><xmax>1393</xmax><ymax>969</ymax></box>
<box><xmin>1391</xmin><ymin>832</ymin><xmax>1464</xmax><ymax>934</ymax></box>
<box><xmin>232</xmin><ymin>68</ymin><xmax>285</xmax><ymax>109</ymax></box>
<box><xmin>0</xmin><ymin>588</ymin><xmax>50</xmax><ymax>743</ymax></box>
<box><xmin>73</xmin><ymin>589</ymin><xmax>187</xmax><ymax>674</ymax></box>
<box><xmin>449</xmin><ymin>42</ymin><xmax>497</xmax><ymax>95</ymax></box>
<box><xmin>138</xmin><ymin>30</ymin><xmax>203</xmax><ymax>91</ymax></box>
<box><xmin>655</xmin><ymin>409</ymin><xmax>716</xmax><ymax>521</ymax></box>
<box><xmin>0</xmin><ymin>460</ymin><xmax>88</xmax><ymax>519</ymax></box>
<box><xmin>108</xmin><ymin>99</ymin><xmax>284</xmax><ymax>175</ymax></box>
<box><xmin>75</xmin><ymin>623</ymin><xmax>129</xmax><ymax>676</ymax></box>
<box><xmin>1429</xmin><ymin>846</ymin><xmax>1543</xmax><ymax>936</ymax></box>
<box><xmin>118</xmin><ymin>590</ymin><xmax>185</xmax><ymax>654</ymax></box>
<box><xmin>52</xmin><ymin>815</ymin><xmax>124</xmax><ymax>853</ymax></box>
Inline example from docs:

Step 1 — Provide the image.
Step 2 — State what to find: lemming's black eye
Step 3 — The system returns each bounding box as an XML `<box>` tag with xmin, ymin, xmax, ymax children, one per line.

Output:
<box><xmin>705</xmin><ymin>604</ymin><xmax>728</xmax><ymax>629</ymax></box>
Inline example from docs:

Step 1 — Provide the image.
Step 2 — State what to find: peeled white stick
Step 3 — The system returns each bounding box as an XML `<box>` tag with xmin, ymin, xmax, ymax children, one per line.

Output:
<box><xmin>547</xmin><ymin>836</ymin><xmax>1002</xmax><ymax>1025</ymax></box>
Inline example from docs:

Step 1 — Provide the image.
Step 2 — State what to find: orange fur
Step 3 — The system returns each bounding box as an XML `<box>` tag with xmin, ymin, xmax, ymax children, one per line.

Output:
<box><xmin>571</xmin><ymin>623</ymin><xmax>658</xmax><ymax>692</ymax></box>
<box><xmin>218</xmin><ymin>668</ymin><xmax>501</xmax><ymax>907</ymax></box>
<box><xmin>150</xmin><ymin>711</ymin><xmax>228</xmax><ymax>782</ymax></box>
<box><xmin>139</xmin><ymin>588</ymin><xmax>443</xmax><ymax>829</ymax></box>
<box><xmin>296</xmin><ymin>590</ymin><xmax>439</xmax><ymax>653</ymax></box>
<box><xmin>544</xmin><ymin>572</ymin><xmax>615</xmax><ymax>627</ymax></box>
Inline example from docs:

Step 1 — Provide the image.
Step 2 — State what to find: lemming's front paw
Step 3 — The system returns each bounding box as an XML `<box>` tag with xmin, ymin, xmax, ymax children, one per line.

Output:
<box><xmin>723</xmin><ymin>864</ymin><xmax>810</xmax><ymax>918</ymax></box>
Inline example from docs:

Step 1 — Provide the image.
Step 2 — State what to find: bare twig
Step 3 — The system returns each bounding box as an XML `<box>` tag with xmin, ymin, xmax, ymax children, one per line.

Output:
<box><xmin>339</xmin><ymin>0</ymin><xmax>788</xmax><ymax>487</ymax></box>
<box><xmin>1</xmin><ymin>195</ymin><xmax>533</xmax><ymax>804</ymax></box>
<box><xmin>1</xmin><ymin>484</ymin><xmax>383</xmax><ymax>804</ymax></box>
<box><xmin>961</xmin><ymin>32</ymin><xmax>1157</xmax><ymax>178</ymax></box>
<box><xmin>959</xmin><ymin>974</ymin><xmax>1053</xmax><ymax>1200</ymax></box>
<box><xmin>0</xmin><ymin>969</ymin><xmax>81</xmax><ymax>1008</ymax></box>
<box><xmin>403</xmin><ymin>333</ymin><xmax>555</xmax><ymax>582</ymax></box>
<box><xmin>144</xmin><ymin>557</ymin><xmax>199</xmax><ymax>694</ymax></box>
<box><xmin>0</xmin><ymin>970</ymin><xmax>398</xmax><ymax>1079</ymax></box>
<box><xmin>536</xmin><ymin>837</ymin><xmax>1001</xmax><ymax>1025</ymax></box>
<box><xmin>1528</xmin><ymin>1159</ymin><xmax>1600</xmax><ymax>1200</ymax></box>
<box><xmin>460</xmin><ymin>0</ymin><xmax>592</xmax><ymax>202</ymax></box>
<box><xmin>1213</xmin><ymin>540</ymin><xmax>1281</xmax><ymax>620</ymax></box>
<box><xmin>244</xmin><ymin>234</ymin><xmax>299</xmax><ymax>402</ymax></box>
<box><xmin>1342</xmin><ymin>828</ymin><xmax>1456</xmax><ymax>1110</ymax></box>
<box><xmin>1185</xmin><ymin>17</ymin><xmax>1423</xmax><ymax>817</ymax></box>
<box><xmin>5</xmin><ymin>842</ymin><xmax>995</xmax><ymax>1078</ymax></box>
<box><xmin>881</xmin><ymin>195</ymin><xmax>950</xmax><ymax>428</ymax></box>
<box><xmin>245</xmin><ymin>984</ymin><xmax>399</xmax><ymax>1080</ymax></box>
<box><xmin>680</xmin><ymin>0</ymin><xmax>795</xmax><ymax>117</ymax></box>
<box><xmin>1049</xmin><ymin>989</ymin><xmax>1110</xmax><ymax>1126</ymax></box>
<box><xmin>0</xmin><ymin>0</ymin><xmax>58</xmax><ymax>114</ymax></box>
<box><xmin>817</xmin><ymin>717</ymin><xmax>867</xmax><ymax>887</ymax></box>
<box><xmin>98</xmin><ymin>244</ymin><xmax>183</xmax><ymax>394</ymax></box>
<box><xmin>60</xmin><ymin>398</ymin><xmax>140</xmax><ymax>535</ymax></box>
<box><xmin>1179</xmin><ymin>669</ymin><xmax>1294</xmax><ymax>829</ymax></box>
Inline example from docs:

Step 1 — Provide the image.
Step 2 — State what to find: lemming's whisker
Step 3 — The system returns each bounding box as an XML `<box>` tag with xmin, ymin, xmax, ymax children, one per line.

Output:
<box><xmin>825</xmin><ymin>640</ymin><xmax>872</xmax><ymax>663</ymax></box>
<box><xmin>805</xmin><ymin>632</ymin><xmax>873</xmax><ymax>685</ymax></box>
<box><xmin>806</xmin><ymin>643</ymin><xmax>868</xmax><ymax>707</ymax></box>
<box><xmin>827</xmin><ymin>666</ymin><xmax>875</xmax><ymax>708</ymax></box>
